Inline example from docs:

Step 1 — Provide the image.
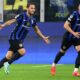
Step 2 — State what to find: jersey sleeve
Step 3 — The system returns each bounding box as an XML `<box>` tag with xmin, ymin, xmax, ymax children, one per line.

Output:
<box><xmin>14</xmin><ymin>13</ymin><xmax>23</xmax><ymax>23</ymax></box>
<box><xmin>32</xmin><ymin>18</ymin><xmax>37</xmax><ymax>27</ymax></box>
<box><xmin>66</xmin><ymin>12</ymin><xmax>76</xmax><ymax>24</ymax></box>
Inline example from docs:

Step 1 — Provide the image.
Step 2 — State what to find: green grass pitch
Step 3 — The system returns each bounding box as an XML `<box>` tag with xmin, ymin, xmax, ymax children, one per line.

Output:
<box><xmin>0</xmin><ymin>64</ymin><xmax>80</xmax><ymax>80</ymax></box>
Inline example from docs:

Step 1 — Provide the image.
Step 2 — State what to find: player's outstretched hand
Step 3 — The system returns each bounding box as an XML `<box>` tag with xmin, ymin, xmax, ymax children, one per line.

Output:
<box><xmin>0</xmin><ymin>24</ymin><xmax>4</xmax><ymax>29</ymax></box>
<box><xmin>73</xmin><ymin>32</ymin><xmax>80</xmax><ymax>38</ymax></box>
<box><xmin>43</xmin><ymin>36</ymin><xmax>50</xmax><ymax>44</ymax></box>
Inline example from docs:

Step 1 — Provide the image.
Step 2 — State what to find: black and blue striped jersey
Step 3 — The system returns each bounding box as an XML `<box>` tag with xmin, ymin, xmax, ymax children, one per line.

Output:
<box><xmin>9</xmin><ymin>11</ymin><xmax>37</xmax><ymax>41</ymax></box>
<box><xmin>65</xmin><ymin>11</ymin><xmax>80</xmax><ymax>40</ymax></box>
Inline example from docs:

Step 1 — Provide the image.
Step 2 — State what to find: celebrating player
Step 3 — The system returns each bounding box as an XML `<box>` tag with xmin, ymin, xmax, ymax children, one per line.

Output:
<box><xmin>51</xmin><ymin>4</ymin><xmax>80</xmax><ymax>77</ymax></box>
<box><xmin>0</xmin><ymin>3</ymin><xmax>50</xmax><ymax>74</ymax></box>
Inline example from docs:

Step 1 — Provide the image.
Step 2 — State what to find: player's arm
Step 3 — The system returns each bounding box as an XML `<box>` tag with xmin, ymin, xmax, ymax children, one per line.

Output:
<box><xmin>0</xmin><ymin>19</ymin><xmax>16</xmax><ymax>29</ymax></box>
<box><xmin>64</xmin><ymin>21</ymin><xmax>76</xmax><ymax>35</ymax></box>
<box><xmin>64</xmin><ymin>13</ymin><xmax>80</xmax><ymax>38</ymax></box>
<box><xmin>0</xmin><ymin>14</ymin><xmax>23</xmax><ymax>29</ymax></box>
<box><xmin>33</xmin><ymin>26</ymin><xmax>50</xmax><ymax>44</ymax></box>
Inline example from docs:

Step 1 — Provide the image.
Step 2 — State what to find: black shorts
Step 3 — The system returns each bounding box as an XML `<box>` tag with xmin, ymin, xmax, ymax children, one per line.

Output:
<box><xmin>61</xmin><ymin>34</ymin><xmax>80</xmax><ymax>51</ymax></box>
<box><xmin>8</xmin><ymin>40</ymin><xmax>24</xmax><ymax>52</ymax></box>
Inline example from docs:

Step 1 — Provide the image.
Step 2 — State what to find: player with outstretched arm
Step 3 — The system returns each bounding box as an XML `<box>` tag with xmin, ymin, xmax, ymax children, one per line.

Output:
<box><xmin>0</xmin><ymin>3</ymin><xmax>50</xmax><ymax>74</ymax></box>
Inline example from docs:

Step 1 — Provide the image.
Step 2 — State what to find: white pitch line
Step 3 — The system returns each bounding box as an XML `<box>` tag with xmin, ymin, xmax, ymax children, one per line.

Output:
<box><xmin>31</xmin><ymin>64</ymin><xmax>64</xmax><ymax>68</ymax></box>
<box><xmin>32</xmin><ymin>65</ymin><xmax>50</xmax><ymax>68</ymax></box>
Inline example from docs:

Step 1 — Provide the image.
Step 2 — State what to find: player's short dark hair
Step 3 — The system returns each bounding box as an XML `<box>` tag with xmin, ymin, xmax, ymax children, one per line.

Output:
<box><xmin>27</xmin><ymin>2</ymin><xmax>36</xmax><ymax>8</ymax></box>
<box><xmin>74</xmin><ymin>3</ymin><xmax>80</xmax><ymax>10</ymax></box>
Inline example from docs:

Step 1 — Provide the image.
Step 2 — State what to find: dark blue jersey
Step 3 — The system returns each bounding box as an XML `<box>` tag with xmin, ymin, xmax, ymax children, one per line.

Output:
<box><xmin>65</xmin><ymin>11</ymin><xmax>80</xmax><ymax>40</ymax></box>
<box><xmin>9</xmin><ymin>11</ymin><xmax>37</xmax><ymax>41</ymax></box>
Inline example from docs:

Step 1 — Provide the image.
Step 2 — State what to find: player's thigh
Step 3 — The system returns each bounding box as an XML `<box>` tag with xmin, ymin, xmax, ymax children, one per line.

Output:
<box><xmin>6</xmin><ymin>51</ymin><xmax>14</xmax><ymax>60</ymax></box>
<box><xmin>18</xmin><ymin>48</ymin><xmax>26</xmax><ymax>55</ymax></box>
<box><xmin>60</xmin><ymin>37</ymin><xmax>72</xmax><ymax>53</ymax></box>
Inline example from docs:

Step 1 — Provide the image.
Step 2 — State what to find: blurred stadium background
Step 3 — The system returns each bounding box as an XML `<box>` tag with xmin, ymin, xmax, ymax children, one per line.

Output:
<box><xmin>0</xmin><ymin>0</ymin><xmax>80</xmax><ymax>64</ymax></box>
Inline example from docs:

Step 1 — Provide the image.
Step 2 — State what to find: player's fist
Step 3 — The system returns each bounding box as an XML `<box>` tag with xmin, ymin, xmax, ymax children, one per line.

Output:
<box><xmin>73</xmin><ymin>32</ymin><xmax>80</xmax><ymax>38</ymax></box>
<box><xmin>43</xmin><ymin>36</ymin><xmax>50</xmax><ymax>44</ymax></box>
<box><xmin>0</xmin><ymin>24</ymin><xmax>4</xmax><ymax>29</ymax></box>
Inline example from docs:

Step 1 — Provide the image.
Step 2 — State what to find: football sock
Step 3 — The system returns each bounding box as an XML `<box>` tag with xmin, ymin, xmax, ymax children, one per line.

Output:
<box><xmin>0</xmin><ymin>57</ymin><xmax>9</xmax><ymax>68</ymax></box>
<box><xmin>54</xmin><ymin>51</ymin><xmax>65</xmax><ymax>64</ymax></box>
<box><xmin>8</xmin><ymin>52</ymin><xmax>23</xmax><ymax>64</ymax></box>
<box><xmin>74</xmin><ymin>68</ymin><xmax>78</xmax><ymax>72</ymax></box>
<box><xmin>75</xmin><ymin>52</ymin><xmax>80</xmax><ymax>69</ymax></box>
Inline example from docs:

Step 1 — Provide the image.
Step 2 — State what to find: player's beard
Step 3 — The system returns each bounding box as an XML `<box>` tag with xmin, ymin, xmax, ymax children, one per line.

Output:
<box><xmin>28</xmin><ymin>10</ymin><xmax>35</xmax><ymax>16</ymax></box>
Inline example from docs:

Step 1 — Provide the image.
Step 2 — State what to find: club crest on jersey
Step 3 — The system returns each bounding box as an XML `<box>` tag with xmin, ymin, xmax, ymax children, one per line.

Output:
<box><xmin>27</xmin><ymin>22</ymin><xmax>30</xmax><ymax>27</ymax></box>
<box><xmin>19</xmin><ymin>43</ymin><xmax>23</xmax><ymax>47</ymax></box>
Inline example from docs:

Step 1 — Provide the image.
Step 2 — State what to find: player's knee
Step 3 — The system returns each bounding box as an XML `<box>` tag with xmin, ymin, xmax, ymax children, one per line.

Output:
<box><xmin>75</xmin><ymin>45</ymin><xmax>80</xmax><ymax>52</ymax></box>
<box><xmin>6</xmin><ymin>52</ymin><xmax>13</xmax><ymax>60</ymax></box>
<box><xmin>18</xmin><ymin>48</ymin><xmax>26</xmax><ymax>55</ymax></box>
<box><xmin>60</xmin><ymin>49</ymin><xmax>65</xmax><ymax>56</ymax></box>
<box><xmin>6</xmin><ymin>54</ymin><xmax>12</xmax><ymax>60</ymax></box>
<box><xmin>60</xmin><ymin>49</ymin><xmax>65</xmax><ymax>54</ymax></box>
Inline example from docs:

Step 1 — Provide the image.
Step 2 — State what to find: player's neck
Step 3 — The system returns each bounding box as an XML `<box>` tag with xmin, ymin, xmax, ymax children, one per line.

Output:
<box><xmin>27</xmin><ymin>11</ymin><xmax>32</xmax><ymax>18</ymax></box>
